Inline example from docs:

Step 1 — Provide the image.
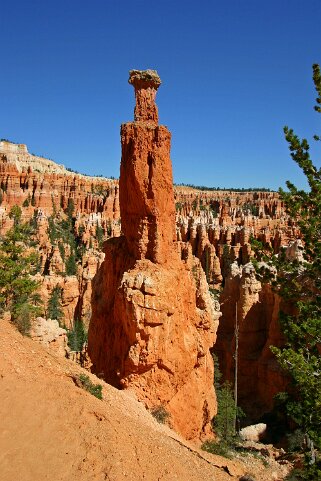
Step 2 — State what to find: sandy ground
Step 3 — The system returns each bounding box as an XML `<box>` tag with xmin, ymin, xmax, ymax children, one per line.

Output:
<box><xmin>0</xmin><ymin>320</ymin><xmax>290</xmax><ymax>481</ymax></box>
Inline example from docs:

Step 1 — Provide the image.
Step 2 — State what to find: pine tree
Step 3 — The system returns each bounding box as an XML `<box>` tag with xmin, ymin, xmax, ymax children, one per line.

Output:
<box><xmin>65</xmin><ymin>252</ymin><xmax>77</xmax><ymax>276</ymax></box>
<box><xmin>67</xmin><ymin>319</ymin><xmax>87</xmax><ymax>352</ymax></box>
<box><xmin>47</xmin><ymin>286</ymin><xmax>64</xmax><ymax>324</ymax></box>
<box><xmin>212</xmin><ymin>354</ymin><xmax>244</xmax><ymax>444</ymax></box>
<box><xmin>257</xmin><ymin>65</ymin><xmax>321</xmax><ymax>473</ymax></box>
<box><xmin>96</xmin><ymin>223</ymin><xmax>104</xmax><ymax>248</ymax></box>
<box><xmin>0</xmin><ymin>206</ymin><xmax>42</xmax><ymax>334</ymax></box>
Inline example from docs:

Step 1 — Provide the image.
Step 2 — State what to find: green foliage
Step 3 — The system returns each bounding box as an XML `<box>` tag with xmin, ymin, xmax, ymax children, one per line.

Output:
<box><xmin>286</xmin><ymin>429</ymin><xmax>305</xmax><ymax>453</ymax></box>
<box><xmin>150</xmin><ymin>406</ymin><xmax>170</xmax><ymax>424</ymax></box>
<box><xmin>285</xmin><ymin>460</ymin><xmax>321</xmax><ymax>481</ymax></box>
<box><xmin>175</xmin><ymin>182</ymin><xmax>272</xmax><ymax>192</ymax></box>
<box><xmin>201</xmin><ymin>439</ymin><xmax>232</xmax><ymax>458</ymax></box>
<box><xmin>212</xmin><ymin>354</ymin><xmax>245</xmax><ymax>445</ymax></box>
<box><xmin>274</xmin><ymin>65</ymin><xmax>321</xmax><ymax>451</ymax></box>
<box><xmin>214</xmin><ymin>381</ymin><xmax>244</xmax><ymax>444</ymax></box>
<box><xmin>22</xmin><ymin>197</ymin><xmax>29</xmax><ymax>207</ymax></box>
<box><xmin>9</xmin><ymin>205</ymin><xmax>22</xmax><ymax>226</ymax></box>
<box><xmin>249</xmin><ymin>236</ymin><xmax>272</xmax><ymax>264</ymax></box>
<box><xmin>13</xmin><ymin>301</ymin><xmax>40</xmax><ymax>336</ymax></box>
<box><xmin>0</xmin><ymin>208</ymin><xmax>42</xmax><ymax>335</ymax></box>
<box><xmin>65</xmin><ymin>252</ymin><xmax>77</xmax><ymax>276</ymax></box>
<box><xmin>47</xmin><ymin>206</ymin><xmax>84</xmax><ymax>275</ymax></box>
<box><xmin>66</xmin><ymin>198</ymin><xmax>74</xmax><ymax>218</ymax></box>
<box><xmin>47</xmin><ymin>286</ymin><xmax>64</xmax><ymax>324</ymax></box>
<box><xmin>67</xmin><ymin>319</ymin><xmax>87</xmax><ymax>352</ymax></box>
<box><xmin>221</xmin><ymin>244</ymin><xmax>231</xmax><ymax>280</ymax></box>
<box><xmin>242</xmin><ymin>202</ymin><xmax>259</xmax><ymax>216</ymax></box>
<box><xmin>91</xmin><ymin>184</ymin><xmax>109</xmax><ymax>197</ymax></box>
<box><xmin>258</xmin><ymin>64</ymin><xmax>321</xmax><ymax>469</ymax></box>
<box><xmin>76</xmin><ymin>374</ymin><xmax>103</xmax><ymax>400</ymax></box>
<box><xmin>96</xmin><ymin>223</ymin><xmax>104</xmax><ymax>248</ymax></box>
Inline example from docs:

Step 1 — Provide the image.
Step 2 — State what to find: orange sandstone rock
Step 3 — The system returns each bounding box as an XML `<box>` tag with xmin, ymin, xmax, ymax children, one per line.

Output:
<box><xmin>88</xmin><ymin>70</ymin><xmax>220</xmax><ymax>440</ymax></box>
<box><xmin>215</xmin><ymin>262</ymin><xmax>288</xmax><ymax>419</ymax></box>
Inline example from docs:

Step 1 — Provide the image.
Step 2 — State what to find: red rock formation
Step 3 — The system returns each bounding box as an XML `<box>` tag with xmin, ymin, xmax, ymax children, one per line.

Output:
<box><xmin>0</xmin><ymin>111</ymin><xmax>302</xmax><ymax>428</ymax></box>
<box><xmin>0</xmin><ymin>142</ymin><xmax>119</xmax><ymax>221</ymax></box>
<box><xmin>88</xmin><ymin>70</ymin><xmax>220</xmax><ymax>440</ymax></box>
<box><xmin>215</xmin><ymin>262</ymin><xmax>288</xmax><ymax>420</ymax></box>
<box><xmin>120</xmin><ymin>70</ymin><xmax>176</xmax><ymax>264</ymax></box>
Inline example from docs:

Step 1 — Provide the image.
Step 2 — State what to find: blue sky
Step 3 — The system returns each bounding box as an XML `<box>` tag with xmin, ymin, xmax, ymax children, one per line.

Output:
<box><xmin>1</xmin><ymin>0</ymin><xmax>320</xmax><ymax>190</ymax></box>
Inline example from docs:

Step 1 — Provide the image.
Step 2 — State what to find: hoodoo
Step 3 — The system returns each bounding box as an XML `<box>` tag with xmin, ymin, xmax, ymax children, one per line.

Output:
<box><xmin>88</xmin><ymin>70</ymin><xmax>221</xmax><ymax>440</ymax></box>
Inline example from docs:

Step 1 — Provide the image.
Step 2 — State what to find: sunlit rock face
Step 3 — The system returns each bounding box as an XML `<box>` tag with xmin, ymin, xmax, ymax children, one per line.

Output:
<box><xmin>88</xmin><ymin>69</ymin><xmax>220</xmax><ymax>440</ymax></box>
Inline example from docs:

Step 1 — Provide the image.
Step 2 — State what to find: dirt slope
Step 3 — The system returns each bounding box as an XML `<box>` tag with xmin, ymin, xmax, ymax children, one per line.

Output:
<box><xmin>0</xmin><ymin>320</ymin><xmax>246</xmax><ymax>481</ymax></box>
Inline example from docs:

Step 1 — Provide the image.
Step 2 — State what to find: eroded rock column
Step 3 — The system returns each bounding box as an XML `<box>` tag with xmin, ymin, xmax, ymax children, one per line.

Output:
<box><xmin>88</xmin><ymin>70</ymin><xmax>220</xmax><ymax>440</ymax></box>
<box><xmin>120</xmin><ymin>70</ymin><xmax>176</xmax><ymax>264</ymax></box>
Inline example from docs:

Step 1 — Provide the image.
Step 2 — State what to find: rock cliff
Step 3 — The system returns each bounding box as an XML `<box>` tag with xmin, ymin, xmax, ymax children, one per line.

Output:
<box><xmin>215</xmin><ymin>262</ymin><xmax>288</xmax><ymax>420</ymax></box>
<box><xmin>88</xmin><ymin>70</ymin><xmax>221</xmax><ymax>440</ymax></box>
<box><xmin>0</xmin><ymin>112</ymin><xmax>302</xmax><ymax>427</ymax></box>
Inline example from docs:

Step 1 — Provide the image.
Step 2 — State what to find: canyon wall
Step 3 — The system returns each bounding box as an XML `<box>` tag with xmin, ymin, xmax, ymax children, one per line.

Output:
<box><xmin>88</xmin><ymin>70</ymin><xmax>221</xmax><ymax>440</ymax></box>
<box><xmin>0</xmin><ymin>113</ymin><xmax>301</xmax><ymax>425</ymax></box>
<box><xmin>215</xmin><ymin>262</ymin><xmax>288</xmax><ymax>420</ymax></box>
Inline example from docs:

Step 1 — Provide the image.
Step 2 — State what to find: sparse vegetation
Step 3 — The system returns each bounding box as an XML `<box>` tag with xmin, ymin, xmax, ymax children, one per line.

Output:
<box><xmin>202</xmin><ymin>355</ymin><xmax>245</xmax><ymax>458</ymax></box>
<box><xmin>47</xmin><ymin>198</ymin><xmax>85</xmax><ymax>275</ymax></box>
<box><xmin>75</xmin><ymin>373</ymin><xmax>103</xmax><ymax>400</ymax></box>
<box><xmin>242</xmin><ymin>202</ymin><xmax>259</xmax><ymax>216</ymax></box>
<box><xmin>150</xmin><ymin>406</ymin><xmax>170</xmax><ymax>424</ymax></box>
<box><xmin>175</xmin><ymin>182</ymin><xmax>272</xmax><ymax>192</ymax></box>
<box><xmin>213</xmin><ymin>354</ymin><xmax>245</xmax><ymax>442</ymax></box>
<box><xmin>67</xmin><ymin>319</ymin><xmax>87</xmax><ymax>352</ymax></box>
<box><xmin>96</xmin><ymin>223</ymin><xmax>104</xmax><ymax>248</ymax></box>
<box><xmin>47</xmin><ymin>286</ymin><xmax>64</xmax><ymax>325</ymax></box>
<box><xmin>0</xmin><ymin>205</ymin><xmax>42</xmax><ymax>335</ymax></box>
<box><xmin>201</xmin><ymin>439</ymin><xmax>233</xmax><ymax>458</ymax></box>
<box><xmin>253</xmin><ymin>64</ymin><xmax>321</xmax><ymax>475</ymax></box>
<box><xmin>22</xmin><ymin>196</ymin><xmax>30</xmax><ymax>207</ymax></box>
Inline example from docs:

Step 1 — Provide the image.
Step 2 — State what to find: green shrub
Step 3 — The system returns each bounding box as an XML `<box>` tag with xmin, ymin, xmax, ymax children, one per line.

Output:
<box><xmin>67</xmin><ymin>319</ymin><xmax>87</xmax><ymax>352</ymax></box>
<box><xmin>65</xmin><ymin>253</ymin><xmax>77</xmax><ymax>275</ymax></box>
<box><xmin>76</xmin><ymin>374</ymin><xmax>103</xmax><ymax>400</ymax></box>
<box><xmin>285</xmin><ymin>459</ymin><xmax>321</xmax><ymax>481</ymax></box>
<box><xmin>150</xmin><ymin>406</ymin><xmax>170</xmax><ymax>424</ymax></box>
<box><xmin>0</xmin><ymin>209</ymin><xmax>42</xmax><ymax>335</ymax></box>
<box><xmin>287</xmin><ymin>429</ymin><xmax>306</xmax><ymax>453</ymax></box>
<box><xmin>47</xmin><ymin>286</ymin><xmax>64</xmax><ymax>325</ymax></box>
<box><xmin>201</xmin><ymin>440</ymin><xmax>232</xmax><ymax>459</ymax></box>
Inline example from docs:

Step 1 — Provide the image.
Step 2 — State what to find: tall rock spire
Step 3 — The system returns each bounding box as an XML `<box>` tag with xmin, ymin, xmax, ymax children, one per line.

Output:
<box><xmin>120</xmin><ymin>69</ymin><xmax>176</xmax><ymax>264</ymax></box>
<box><xmin>88</xmin><ymin>70</ymin><xmax>220</xmax><ymax>440</ymax></box>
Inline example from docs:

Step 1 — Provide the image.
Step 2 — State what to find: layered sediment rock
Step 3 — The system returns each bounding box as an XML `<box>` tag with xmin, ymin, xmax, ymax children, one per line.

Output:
<box><xmin>215</xmin><ymin>262</ymin><xmax>287</xmax><ymax>419</ymax></box>
<box><xmin>88</xmin><ymin>70</ymin><xmax>220</xmax><ymax>440</ymax></box>
<box><xmin>0</xmin><ymin>98</ymin><xmax>302</xmax><ymax>427</ymax></box>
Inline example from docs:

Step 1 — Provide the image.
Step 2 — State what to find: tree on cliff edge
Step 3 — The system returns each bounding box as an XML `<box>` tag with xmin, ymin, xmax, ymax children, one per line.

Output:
<box><xmin>0</xmin><ymin>206</ymin><xmax>42</xmax><ymax>334</ymax></box>
<box><xmin>256</xmin><ymin>64</ymin><xmax>321</xmax><ymax>475</ymax></box>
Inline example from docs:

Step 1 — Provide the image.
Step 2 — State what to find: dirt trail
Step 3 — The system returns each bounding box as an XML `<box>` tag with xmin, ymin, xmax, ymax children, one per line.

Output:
<box><xmin>0</xmin><ymin>320</ymin><xmax>246</xmax><ymax>481</ymax></box>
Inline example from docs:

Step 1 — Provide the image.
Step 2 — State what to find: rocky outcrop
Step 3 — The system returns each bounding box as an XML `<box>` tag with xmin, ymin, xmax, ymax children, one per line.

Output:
<box><xmin>215</xmin><ymin>262</ymin><xmax>287</xmax><ymax>420</ymax></box>
<box><xmin>30</xmin><ymin>316</ymin><xmax>69</xmax><ymax>357</ymax></box>
<box><xmin>88</xmin><ymin>70</ymin><xmax>220</xmax><ymax>440</ymax></box>
<box><xmin>0</xmin><ymin>141</ymin><xmax>119</xmax><ymax>223</ymax></box>
<box><xmin>0</xmin><ymin>98</ymin><xmax>302</xmax><ymax>430</ymax></box>
<box><xmin>240</xmin><ymin>423</ymin><xmax>267</xmax><ymax>442</ymax></box>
